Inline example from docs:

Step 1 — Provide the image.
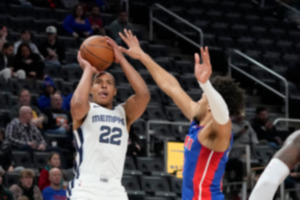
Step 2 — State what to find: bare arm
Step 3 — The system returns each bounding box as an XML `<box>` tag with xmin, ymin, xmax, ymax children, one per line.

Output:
<box><xmin>71</xmin><ymin>52</ymin><xmax>99</xmax><ymax>129</ymax></box>
<box><xmin>119</xmin><ymin>29</ymin><xmax>197</xmax><ymax>121</ymax></box>
<box><xmin>194</xmin><ymin>47</ymin><xmax>231</xmax><ymax>135</ymax></box>
<box><xmin>106</xmin><ymin>37</ymin><xmax>150</xmax><ymax>128</ymax></box>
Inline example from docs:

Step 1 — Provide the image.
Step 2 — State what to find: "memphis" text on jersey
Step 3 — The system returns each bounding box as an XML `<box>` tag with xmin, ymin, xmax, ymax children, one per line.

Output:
<box><xmin>92</xmin><ymin>114</ymin><xmax>125</xmax><ymax>125</ymax></box>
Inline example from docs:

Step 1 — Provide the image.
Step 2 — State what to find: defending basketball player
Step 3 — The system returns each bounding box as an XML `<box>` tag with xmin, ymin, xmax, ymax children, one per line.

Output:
<box><xmin>67</xmin><ymin>36</ymin><xmax>150</xmax><ymax>200</ymax></box>
<box><xmin>119</xmin><ymin>29</ymin><xmax>244</xmax><ymax>200</ymax></box>
<box><xmin>249</xmin><ymin>130</ymin><xmax>300</xmax><ymax>200</ymax></box>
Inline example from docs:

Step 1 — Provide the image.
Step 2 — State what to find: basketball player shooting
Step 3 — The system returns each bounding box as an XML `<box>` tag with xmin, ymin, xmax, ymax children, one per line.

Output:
<box><xmin>119</xmin><ymin>29</ymin><xmax>244</xmax><ymax>200</ymax></box>
<box><xmin>67</xmin><ymin>36</ymin><xmax>150</xmax><ymax>200</ymax></box>
<box><xmin>249</xmin><ymin>129</ymin><xmax>300</xmax><ymax>200</ymax></box>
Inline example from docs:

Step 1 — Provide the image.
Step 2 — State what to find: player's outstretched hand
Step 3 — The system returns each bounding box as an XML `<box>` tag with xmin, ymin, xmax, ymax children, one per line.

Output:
<box><xmin>194</xmin><ymin>47</ymin><xmax>212</xmax><ymax>84</ymax></box>
<box><xmin>77</xmin><ymin>51</ymin><xmax>99</xmax><ymax>73</ymax></box>
<box><xmin>105</xmin><ymin>36</ymin><xmax>125</xmax><ymax>64</ymax></box>
<box><xmin>119</xmin><ymin>29</ymin><xmax>144</xmax><ymax>60</ymax></box>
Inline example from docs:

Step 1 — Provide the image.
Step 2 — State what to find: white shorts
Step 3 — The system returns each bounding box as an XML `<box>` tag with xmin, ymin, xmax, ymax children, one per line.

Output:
<box><xmin>67</xmin><ymin>175</ymin><xmax>128</xmax><ymax>200</ymax></box>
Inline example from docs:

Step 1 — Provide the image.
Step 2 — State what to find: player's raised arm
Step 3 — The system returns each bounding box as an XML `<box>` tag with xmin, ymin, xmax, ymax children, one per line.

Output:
<box><xmin>71</xmin><ymin>52</ymin><xmax>99</xmax><ymax>129</ymax></box>
<box><xmin>106</xmin><ymin>36</ymin><xmax>150</xmax><ymax>128</ymax></box>
<box><xmin>119</xmin><ymin>29</ymin><xmax>197</xmax><ymax>121</ymax></box>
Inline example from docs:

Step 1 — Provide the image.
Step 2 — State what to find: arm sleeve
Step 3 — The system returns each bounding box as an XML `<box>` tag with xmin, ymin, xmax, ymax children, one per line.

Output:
<box><xmin>199</xmin><ymin>81</ymin><xmax>229</xmax><ymax>124</ymax></box>
<box><xmin>38</xmin><ymin>170</ymin><xmax>50</xmax><ymax>191</ymax></box>
<box><xmin>63</xmin><ymin>15</ymin><xmax>75</xmax><ymax>34</ymax></box>
<box><xmin>249</xmin><ymin>158</ymin><xmax>290</xmax><ymax>200</ymax></box>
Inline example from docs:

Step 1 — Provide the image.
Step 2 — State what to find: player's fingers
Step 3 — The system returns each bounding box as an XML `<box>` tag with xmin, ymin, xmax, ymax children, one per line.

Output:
<box><xmin>128</xmin><ymin>30</ymin><xmax>135</xmax><ymax>39</ymax></box>
<box><xmin>133</xmin><ymin>36</ymin><xmax>139</xmax><ymax>44</ymax></box>
<box><xmin>119</xmin><ymin>32</ymin><xmax>130</xmax><ymax>45</ymax></box>
<box><xmin>119</xmin><ymin>46</ymin><xmax>130</xmax><ymax>55</ymax></box>
<box><xmin>77</xmin><ymin>51</ymin><xmax>83</xmax><ymax>62</ymax></box>
<box><xmin>194</xmin><ymin>53</ymin><xmax>200</xmax><ymax>65</ymax></box>
<box><xmin>124</xmin><ymin>29</ymin><xmax>130</xmax><ymax>39</ymax></box>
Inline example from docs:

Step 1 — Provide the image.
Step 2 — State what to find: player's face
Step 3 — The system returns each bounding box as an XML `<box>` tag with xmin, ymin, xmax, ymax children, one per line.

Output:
<box><xmin>91</xmin><ymin>73</ymin><xmax>116</xmax><ymax>108</ymax></box>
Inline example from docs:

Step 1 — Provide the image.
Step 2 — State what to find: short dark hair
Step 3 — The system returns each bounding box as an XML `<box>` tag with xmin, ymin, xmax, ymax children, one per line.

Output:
<box><xmin>3</xmin><ymin>42</ymin><xmax>13</xmax><ymax>50</ymax></box>
<box><xmin>16</xmin><ymin>43</ymin><xmax>32</xmax><ymax>58</ymax></box>
<box><xmin>211</xmin><ymin>76</ymin><xmax>245</xmax><ymax>116</ymax></box>
<box><xmin>92</xmin><ymin>71</ymin><xmax>117</xmax><ymax>86</ymax></box>
<box><xmin>18</xmin><ymin>88</ymin><xmax>30</xmax><ymax>97</ymax></box>
<box><xmin>256</xmin><ymin>106</ymin><xmax>266</xmax><ymax>115</ymax></box>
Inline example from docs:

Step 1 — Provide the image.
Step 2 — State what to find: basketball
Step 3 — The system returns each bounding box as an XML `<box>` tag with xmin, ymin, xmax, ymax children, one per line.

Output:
<box><xmin>80</xmin><ymin>36</ymin><xmax>114</xmax><ymax>71</ymax></box>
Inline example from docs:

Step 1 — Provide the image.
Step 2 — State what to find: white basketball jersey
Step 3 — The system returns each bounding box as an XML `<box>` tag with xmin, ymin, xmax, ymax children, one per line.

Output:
<box><xmin>73</xmin><ymin>102</ymin><xmax>129</xmax><ymax>181</ymax></box>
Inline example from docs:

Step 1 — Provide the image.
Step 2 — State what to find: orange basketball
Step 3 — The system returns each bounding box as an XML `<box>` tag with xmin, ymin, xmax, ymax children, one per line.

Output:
<box><xmin>80</xmin><ymin>36</ymin><xmax>114</xmax><ymax>71</ymax></box>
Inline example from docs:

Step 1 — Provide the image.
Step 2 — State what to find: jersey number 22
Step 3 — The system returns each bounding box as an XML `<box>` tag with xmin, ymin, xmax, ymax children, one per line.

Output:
<box><xmin>99</xmin><ymin>126</ymin><xmax>122</xmax><ymax>145</ymax></box>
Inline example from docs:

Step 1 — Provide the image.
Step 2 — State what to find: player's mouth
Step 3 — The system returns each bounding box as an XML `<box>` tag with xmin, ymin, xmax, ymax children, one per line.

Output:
<box><xmin>99</xmin><ymin>91</ymin><xmax>108</xmax><ymax>98</ymax></box>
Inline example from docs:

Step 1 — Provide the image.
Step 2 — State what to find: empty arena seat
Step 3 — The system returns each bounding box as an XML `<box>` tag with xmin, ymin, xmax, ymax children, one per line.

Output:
<box><xmin>33</xmin><ymin>151</ymin><xmax>50</xmax><ymax>170</ymax></box>
<box><xmin>143</xmin><ymin>197</ymin><xmax>173</xmax><ymax>200</ymax></box>
<box><xmin>143</xmin><ymin>105</ymin><xmax>166</xmax><ymax>121</ymax></box>
<box><xmin>131</xmin><ymin>119</ymin><xmax>146</xmax><ymax>136</ymax></box>
<box><xmin>122</xmin><ymin>175</ymin><xmax>141</xmax><ymax>191</ymax></box>
<box><xmin>124</xmin><ymin>156</ymin><xmax>137</xmax><ymax>171</ymax></box>
<box><xmin>136</xmin><ymin>157</ymin><xmax>164</xmax><ymax>173</ymax></box>
<box><xmin>4</xmin><ymin>172</ymin><xmax>20</xmax><ymax>188</ymax></box>
<box><xmin>12</xmin><ymin>151</ymin><xmax>34</xmax><ymax>168</ymax></box>
<box><xmin>253</xmin><ymin>145</ymin><xmax>276</xmax><ymax>166</ymax></box>
<box><xmin>170</xmin><ymin>177</ymin><xmax>182</xmax><ymax>195</ymax></box>
<box><xmin>165</xmin><ymin>106</ymin><xmax>187</xmax><ymax>122</ymax></box>
<box><xmin>141</xmin><ymin>176</ymin><xmax>176</xmax><ymax>197</ymax></box>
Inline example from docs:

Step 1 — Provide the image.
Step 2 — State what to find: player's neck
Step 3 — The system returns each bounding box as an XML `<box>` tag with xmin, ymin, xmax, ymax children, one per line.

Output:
<box><xmin>199</xmin><ymin>114</ymin><xmax>212</xmax><ymax>127</ymax></box>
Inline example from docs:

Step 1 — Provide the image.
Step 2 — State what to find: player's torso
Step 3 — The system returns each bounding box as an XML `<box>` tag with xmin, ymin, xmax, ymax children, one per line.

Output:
<box><xmin>182</xmin><ymin>121</ymin><xmax>232</xmax><ymax>200</ymax></box>
<box><xmin>74</xmin><ymin>102</ymin><xmax>129</xmax><ymax>181</ymax></box>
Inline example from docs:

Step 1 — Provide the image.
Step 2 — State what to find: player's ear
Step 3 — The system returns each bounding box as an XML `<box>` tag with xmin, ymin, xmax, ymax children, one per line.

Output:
<box><xmin>113</xmin><ymin>87</ymin><xmax>117</xmax><ymax>97</ymax></box>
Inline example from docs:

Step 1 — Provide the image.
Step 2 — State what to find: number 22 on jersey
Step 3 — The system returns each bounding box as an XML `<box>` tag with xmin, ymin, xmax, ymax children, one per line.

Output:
<box><xmin>99</xmin><ymin>125</ymin><xmax>122</xmax><ymax>146</ymax></box>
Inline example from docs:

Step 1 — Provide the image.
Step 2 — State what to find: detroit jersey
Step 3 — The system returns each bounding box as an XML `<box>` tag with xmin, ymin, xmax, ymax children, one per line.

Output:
<box><xmin>182</xmin><ymin>121</ymin><xmax>233</xmax><ymax>200</ymax></box>
<box><xmin>67</xmin><ymin>102</ymin><xmax>129</xmax><ymax>200</ymax></box>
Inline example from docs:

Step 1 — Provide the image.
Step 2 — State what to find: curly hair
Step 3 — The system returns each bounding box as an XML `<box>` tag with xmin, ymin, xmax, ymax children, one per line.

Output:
<box><xmin>211</xmin><ymin>76</ymin><xmax>245</xmax><ymax>116</ymax></box>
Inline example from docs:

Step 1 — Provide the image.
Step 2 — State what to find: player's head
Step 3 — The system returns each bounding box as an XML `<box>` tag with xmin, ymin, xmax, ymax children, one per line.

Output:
<box><xmin>195</xmin><ymin>76</ymin><xmax>245</xmax><ymax>120</ymax></box>
<box><xmin>91</xmin><ymin>71</ymin><xmax>117</xmax><ymax>108</ymax></box>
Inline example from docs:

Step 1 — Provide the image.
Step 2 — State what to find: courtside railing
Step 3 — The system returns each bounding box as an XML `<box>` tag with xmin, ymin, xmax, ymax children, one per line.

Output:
<box><xmin>149</xmin><ymin>3</ymin><xmax>204</xmax><ymax>48</ymax></box>
<box><xmin>228</xmin><ymin>49</ymin><xmax>289</xmax><ymax>120</ymax></box>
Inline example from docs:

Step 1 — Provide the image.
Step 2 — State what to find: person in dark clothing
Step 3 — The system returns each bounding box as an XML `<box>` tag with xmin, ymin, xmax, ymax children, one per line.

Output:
<box><xmin>43</xmin><ymin>93</ymin><xmax>71</xmax><ymax>135</ymax></box>
<box><xmin>0</xmin><ymin>170</ymin><xmax>13</xmax><ymax>200</ymax></box>
<box><xmin>0</xmin><ymin>128</ymin><xmax>13</xmax><ymax>172</ymax></box>
<box><xmin>39</xmin><ymin>26</ymin><xmax>65</xmax><ymax>66</ymax></box>
<box><xmin>251</xmin><ymin>106</ymin><xmax>282</xmax><ymax>148</ymax></box>
<box><xmin>14</xmin><ymin>43</ymin><xmax>44</xmax><ymax>80</ymax></box>
<box><xmin>9</xmin><ymin>169</ymin><xmax>43</xmax><ymax>200</ymax></box>
<box><xmin>88</xmin><ymin>5</ymin><xmax>105</xmax><ymax>35</ymax></box>
<box><xmin>0</xmin><ymin>42</ymin><xmax>26</xmax><ymax>81</ymax></box>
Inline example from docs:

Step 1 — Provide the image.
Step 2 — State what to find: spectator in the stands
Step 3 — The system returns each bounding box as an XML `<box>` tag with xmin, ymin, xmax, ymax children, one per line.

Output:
<box><xmin>0</xmin><ymin>128</ymin><xmax>13</xmax><ymax>172</ymax></box>
<box><xmin>0</xmin><ymin>42</ymin><xmax>26</xmax><ymax>81</ymax></box>
<box><xmin>63</xmin><ymin>4</ymin><xmax>93</xmax><ymax>38</ymax></box>
<box><xmin>38</xmin><ymin>152</ymin><xmax>62</xmax><ymax>192</ymax></box>
<box><xmin>231</xmin><ymin>112</ymin><xmax>259</xmax><ymax>146</ymax></box>
<box><xmin>38</xmin><ymin>76</ymin><xmax>57</xmax><ymax>111</ymax></box>
<box><xmin>14</xmin><ymin>43</ymin><xmax>45</xmax><ymax>80</ymax></box>
<box><xmin>42</xmin><ymin>168</ymin><xmax>66</xmax><ymax>200</ymax></box>
<box><xmin>11</xmin><ymin>89</ymin><xmax>45</xmax><ymax>129</ymax></box>
<box><xmin>40</xmin><ymin>26</ymin><xmax>65</xmax><ymax>66</ymax></box>
<box><xmin>5</xmin><ymin>106</ymin><xmax>47</xmax><ymax>152</ymax></box>
<box><xmin>107</xmin><ymin>9</ymin><xmax>132</xmax><ymax>45</ymax></box>
<box><xmin>88</xmin><ymin>5</ymin><xmax>105</xmax><ymax>35</ymax></box>
<box><xmin>9</xmin><ymin>169</ymin><xmax>43</xmax><ymax>200</ymax></box>
<box><xmin>0</xmin><ymin>170</ymin><xmax>13</xmax><ymax>200</ymax></box>
<box><xmin>43</xmin><ymin>93</ymin><xmax>71</xmax><ymax>135</ymax></box>
<box><xmin>251</xmin><ymin>106</ymin><xmax>282</xmax><ymax>148</ymax></box>
<box><xmin>14</xmin><ymin>30</ymin><xmax>41</xmax><ymax>57</ymax></box>
<box><xmin>0</xmin><ymin>26</ymin><xmax>8</xmax><ymax>51</ymax></box>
